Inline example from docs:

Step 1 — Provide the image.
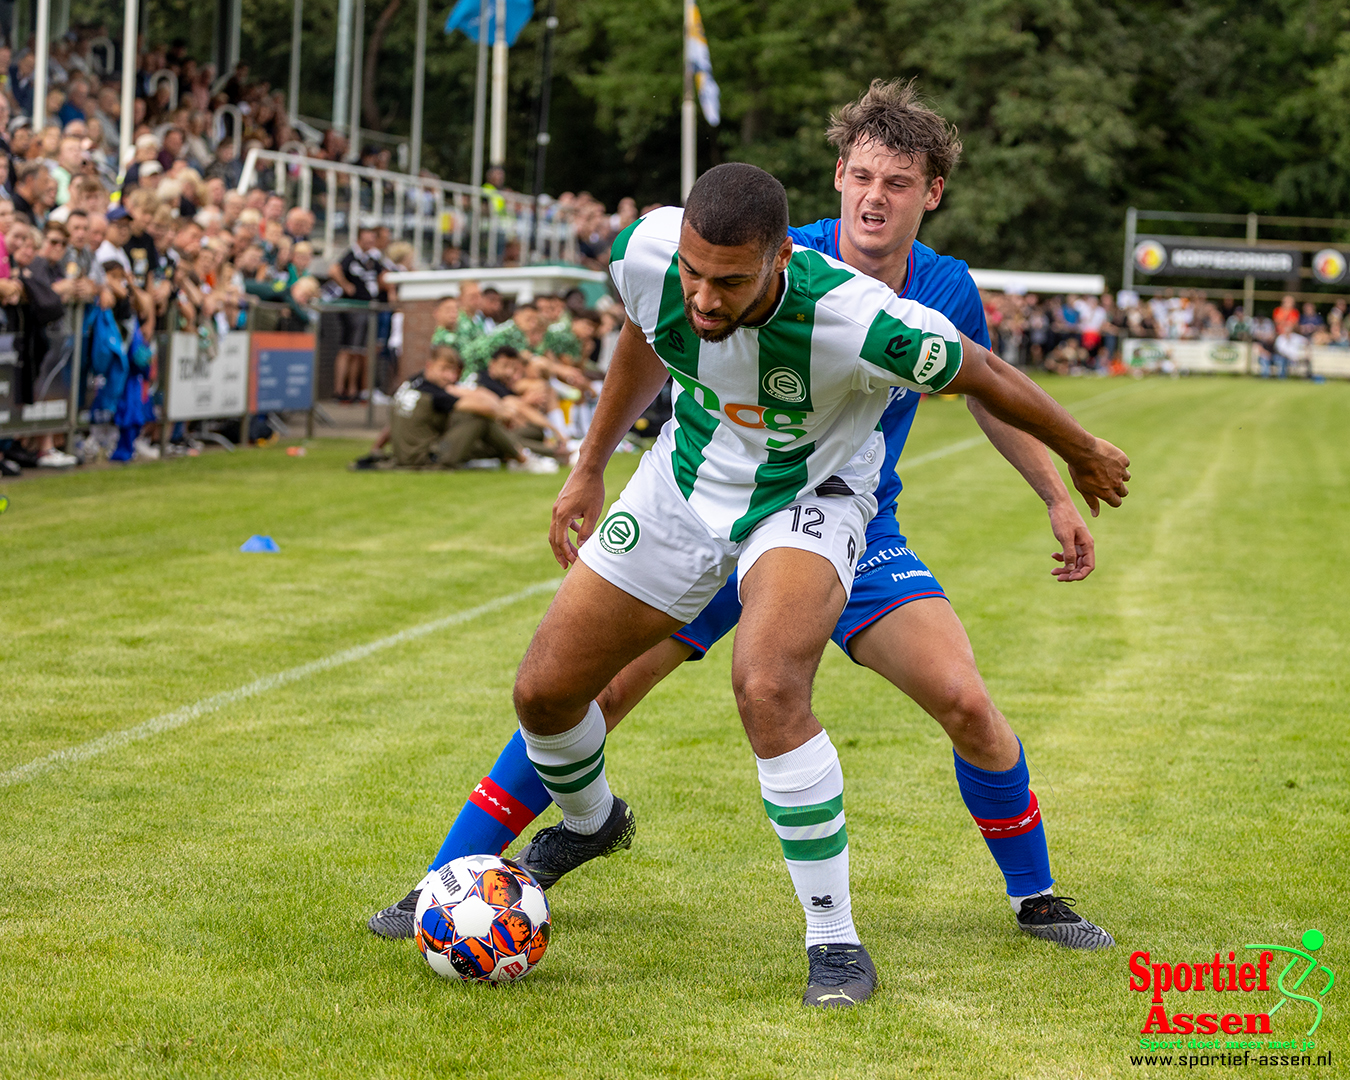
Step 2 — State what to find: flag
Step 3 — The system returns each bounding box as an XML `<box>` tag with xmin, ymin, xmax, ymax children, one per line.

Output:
<box><xmin>685</xmin><ymin>3</ymin><xmax>720</xmax><ymax>126</ymax></box>
<box><xmin>445</xmin><ymin>0</ymin><xmax>534</xmax><ymax>46</ymax></box>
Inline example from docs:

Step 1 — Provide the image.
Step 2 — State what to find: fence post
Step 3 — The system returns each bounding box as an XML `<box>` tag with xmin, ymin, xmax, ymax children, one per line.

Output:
<box><xmin>161</xmin><ymin>305</ymin><xmax>179</xmax><ymax>456</ymax></box>
<box><xmin>1244</xmin><ymin>213</ymin><xmax>1258</xmax><ymax>376</ymax></box>
<box><xmin>67</xmin><ymin>302</ymin><xmax>84</xmax><ymax>447</ymax></box>
<box><xmin>365</xmin><ymin>303</ymin><xmax>379</xmax><ymax>428</ymax></box>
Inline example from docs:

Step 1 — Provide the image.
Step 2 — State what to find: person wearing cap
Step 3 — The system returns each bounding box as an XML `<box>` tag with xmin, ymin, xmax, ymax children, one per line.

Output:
<box><xmin>96</xmin><ymin>205</ymin><xmax>133</xmax><ymax>277</ymax></box>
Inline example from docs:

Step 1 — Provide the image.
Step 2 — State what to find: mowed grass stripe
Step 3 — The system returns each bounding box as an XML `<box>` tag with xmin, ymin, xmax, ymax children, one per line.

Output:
<box><xmin>0</xmin><ymin>580</ymin><xmax>560</xmax><ymax>788</ymax></box>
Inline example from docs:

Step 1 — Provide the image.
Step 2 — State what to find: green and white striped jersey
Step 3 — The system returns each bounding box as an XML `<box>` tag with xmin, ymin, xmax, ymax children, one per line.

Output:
<box><xmin>609</xmin><ymin>206</ymin><xmax>964</xmax><ymax>542</ymax></box>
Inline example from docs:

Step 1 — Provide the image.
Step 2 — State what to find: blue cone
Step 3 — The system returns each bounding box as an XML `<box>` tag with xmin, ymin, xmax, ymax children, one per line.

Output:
<box><xmin>240</xmin><ymin>535</ymin><xmax>280</xmax><ymax>553</ymax></box>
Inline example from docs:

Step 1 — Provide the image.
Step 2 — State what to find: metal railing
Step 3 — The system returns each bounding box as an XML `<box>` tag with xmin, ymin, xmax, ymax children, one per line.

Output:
<box><xmin>235</xmin><ymin>148</ymin><xmax>579</xmax><ymax>270</ymax></box>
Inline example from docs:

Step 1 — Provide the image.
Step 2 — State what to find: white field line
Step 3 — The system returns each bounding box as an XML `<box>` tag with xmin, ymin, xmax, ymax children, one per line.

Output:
<box><xmin>902</xmin><ymin>381</ymin><xmax>1154</xmax><ymax>470</ymax></box>
<box><xmin>0</xmin><ymin>579</ymin><xmax>562</xmax><ymax>789</ymax></box>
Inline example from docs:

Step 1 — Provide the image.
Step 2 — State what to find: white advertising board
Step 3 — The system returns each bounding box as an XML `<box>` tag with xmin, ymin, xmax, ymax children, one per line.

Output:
<box><xmin>166</xmin><ymin>331</ymin><xmax>250</xmax><ymax>421</ymax></box>
<box><xmin>1310</xmin><ymin>345</ymin><xmax>1350</xmax><ymax>379</ymax></box>
<box><xmin>1124</xmin><ymin>338</ymin><xmax>1247</xmax><ymax>374</ymax></box>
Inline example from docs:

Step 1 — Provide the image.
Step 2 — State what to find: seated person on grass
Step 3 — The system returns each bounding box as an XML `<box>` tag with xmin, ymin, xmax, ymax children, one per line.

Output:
<box><xmin>385</xmin><ymin>347</ymin><xmax>554</xmax><ymax>472</ymax></box>
<box><xmin>464</xmin><ymin>345</ymin><xmax>571</xmax><ymax>459</ymax></box>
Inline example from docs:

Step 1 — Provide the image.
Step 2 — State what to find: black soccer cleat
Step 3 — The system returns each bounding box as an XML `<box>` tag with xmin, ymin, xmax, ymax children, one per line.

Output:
<box><xmin>511</xmin><ymin>797</ymin><xmax>636</xmax><ymax>890</ymax></box>
<box><xmin>367</xmin><ymin>886</ymin><xmax>421</xmax><ymax>939</ymax></box>
<box><xmin>1016</xmin><ymin>894</ymin><xmax>1114</xmax><ymax>950</ymax></box>
<box><xmin>803</xmin><ymin>942</ymin><xmax>878</xmax><ymax>1008</ymax></box>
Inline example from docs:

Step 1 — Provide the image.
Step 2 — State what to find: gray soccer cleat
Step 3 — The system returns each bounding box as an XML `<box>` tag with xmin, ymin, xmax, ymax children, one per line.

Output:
<box><xmin>803</xmin><ymin>942</ymin><xmax>878</xmax><ymax>1008</ymax></box>
<box><xmin>367</xmin><ymin>886</ymin><xmax>421</xmax><ymax>939</ymax></box>
<box><xmin>511</xmin><ymin>797</ymin><xmax>636</xmax><ymax>889</ymax></box>
<box><xmin>1016</xmin><ymin>894</ymin><xmax>1114</xmax><ymax>949</ymax></box>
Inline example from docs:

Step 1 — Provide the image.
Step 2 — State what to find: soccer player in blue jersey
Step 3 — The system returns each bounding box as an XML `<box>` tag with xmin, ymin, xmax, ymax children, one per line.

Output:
<box><xmin>371</xmin><ymin>80</ymin><xmax>1115</xmax><ymax>951</ymax></box>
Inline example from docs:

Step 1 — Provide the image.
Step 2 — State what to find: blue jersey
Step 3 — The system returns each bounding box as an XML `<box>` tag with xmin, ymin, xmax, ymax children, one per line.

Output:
<box><xmin>787</xmin><ymin>220</ymin><xmax>990</xmax><ymax>544</ymax></box>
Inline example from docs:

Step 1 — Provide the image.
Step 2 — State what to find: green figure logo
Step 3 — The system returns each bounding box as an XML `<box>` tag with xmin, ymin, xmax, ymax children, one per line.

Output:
<box><xmin>1245</xmin><ymin>930</ymin><xmax>1335</xmax><ymax>1035</ymax></box>
<box><xmin>597</xmin><ymin>511</ymin><xmax>640</xmax><ymax>554</ymax></box>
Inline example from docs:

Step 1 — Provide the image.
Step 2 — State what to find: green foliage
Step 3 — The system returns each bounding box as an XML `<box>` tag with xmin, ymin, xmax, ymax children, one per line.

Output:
<box><xmin>111</xmin><ymin>0</ymin><xmax>1350</xmax><ymax>274</ymax></box>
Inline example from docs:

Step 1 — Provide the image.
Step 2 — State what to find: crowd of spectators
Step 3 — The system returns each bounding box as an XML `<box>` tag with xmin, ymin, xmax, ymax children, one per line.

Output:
<box><xmin>0</xmin><ymin>23</ymin><xmax>659</xmax><ymax>474</ymax></box>
<box><xmin>982</xmin><ymin>289</ymin><xmax>1348</xmax><ymax>378</ymax></box>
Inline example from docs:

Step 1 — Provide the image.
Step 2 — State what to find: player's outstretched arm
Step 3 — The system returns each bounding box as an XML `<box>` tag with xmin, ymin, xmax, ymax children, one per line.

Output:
<box><xmin>965</xmin><ymin>398</ymin><xmax>1095</xmax><ymax>581</ymax></box>
<box><xmin>548</xmin><ymin>318</ymin><xmax>670</xmax><ymax>567</ymax></box>
<box><xmin>944</xmin><ymin>339</ymin><xmax>1130</xmax><ymax>517</ymax></box>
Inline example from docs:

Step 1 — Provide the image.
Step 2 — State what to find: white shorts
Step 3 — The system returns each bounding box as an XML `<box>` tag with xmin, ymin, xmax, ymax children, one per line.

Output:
<box><xmin>577</xmin><ymin>451</ymin><xmax>873</xmax><ymax>623</ymax></box>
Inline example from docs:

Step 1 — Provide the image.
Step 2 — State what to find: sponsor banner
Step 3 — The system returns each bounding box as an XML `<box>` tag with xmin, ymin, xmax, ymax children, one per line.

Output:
<box><xmin>1310</xmin><ymin>345</ymin><xmax>1350</xmax><ymax>379</ymax></box>
<box><xmin>249</xmin><ymin>332</ymin><xmax>315</xmax><ymax>413</ymax></box>
<box><xmin>166</xmin><ymin>331</ymin><xmax>249</xmax><ymax>421</ymax></box>
<box><xmin>1125</xmin><ymin>338</ymin><xmax>1246</xmax><ymax>373</ymax></box>
<box><xmin>1133</xmin><ymin>237</ymin><xmax>1299</xmax><ymax>280</ymax></box>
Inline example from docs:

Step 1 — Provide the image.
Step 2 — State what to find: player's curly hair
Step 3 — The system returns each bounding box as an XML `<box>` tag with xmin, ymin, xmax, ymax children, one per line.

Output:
<box><xmin>826</xmin><ymin>79</ymin><xmax>963</xmax><ymax>182</ymax></box>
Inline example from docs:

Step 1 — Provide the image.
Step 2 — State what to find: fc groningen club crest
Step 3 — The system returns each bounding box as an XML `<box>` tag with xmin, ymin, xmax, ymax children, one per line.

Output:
<box><xmin>597</xmin><ymin>511</ymin><xmax>640</xmax><ymax>554</ymax></box>
<box><xmin>762</xmin><ymin>367</ymin><xmax>806</xmax><ymax>403</ymax></box>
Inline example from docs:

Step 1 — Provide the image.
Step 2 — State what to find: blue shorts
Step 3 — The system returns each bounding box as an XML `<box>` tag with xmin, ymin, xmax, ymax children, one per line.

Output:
<box><xmin>672</xmin><ymin>532</ymin><xmax>948</xmax><ymax>665</ymax></box>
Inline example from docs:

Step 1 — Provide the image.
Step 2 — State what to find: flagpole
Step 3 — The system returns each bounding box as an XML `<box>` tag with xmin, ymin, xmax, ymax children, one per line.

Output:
<box><xmin>489</xmin><ymin>0</ymin><xmax>508</xmax><ymax>172</ymax></box>
<box><xmin>681</xmin><ymin>0</ymin><xmax>695</xmax><ymax>203</ymax></box>
<box><xmin>469</xmin><ymin>0</ymin><xmax>490</xmax><ymax>265</ymax></box>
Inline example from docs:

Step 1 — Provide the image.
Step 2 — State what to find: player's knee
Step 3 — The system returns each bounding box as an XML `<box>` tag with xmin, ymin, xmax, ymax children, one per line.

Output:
<box><xmin>732</xmin><ymin>668</ymin><xmax>811</xmax><ymax>726</ymax></box>
<box><xmin>932</xmin><ymin>680</ymin><xmax>998</xmax><ymax>742</ymax></box>
<box><xmin>512</xmin><ymin>663</ymin><xmax>572</xmax><ymax>731</ymax></box>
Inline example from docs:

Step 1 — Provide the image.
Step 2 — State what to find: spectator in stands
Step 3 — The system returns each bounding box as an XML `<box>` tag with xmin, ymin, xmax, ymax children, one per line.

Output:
<box><xmin>328</xmin><ymin>224</ymin><xmax>390</xmax><ymax>402</ymax></box>
<box><xmin>97</xmin><ymin>205</ymin><xmax>133</xmax><ymax>275</ymax></box>
<box><xmin>10</xmin><ymin>51</ymin><xmax>35</xmax><ymax>118</ymax></box>
<box><xmin>1271</xmin><ymin>325</ymin><xmax>1307</xmax><ymax>379</ymax></box>
<box><xmin>12</xmin><ymin>161</ymin><xmax>51</xmax><ymax>226</ymax></box>
<box><xmin>1297</xmin><ymin>301</ymin><xmax>1324</xmax><ymax>337</ymax></box>
<box><xmin>1272</xmin><ymin>294</ymin><xmax>1300</xmax><ymax>337</ymax></box>
<box><xmin>59</xmin><ymin>75</ymin><xmax>91</xmax><ymax>126</ymax></box>
<box><xmin>50</xmin><ymin>135</ymin><xmax>86</xmax><ymax>207</ymax></box>
<box><xmin>284</xmin><ymin>205</ymin><xmax>313</xmax><ymax>242</ymax></box>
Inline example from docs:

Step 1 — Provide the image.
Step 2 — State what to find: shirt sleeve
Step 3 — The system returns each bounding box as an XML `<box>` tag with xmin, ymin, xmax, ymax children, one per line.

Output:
<box><xmin>854</xmin><ymin>293</ymin><xmax>964</xmax><ymax>393</ymax></box>
<box><xmin>947</xmin><ymin>270</ymin><xmax>991</xmax><ymax>348</ymax></box>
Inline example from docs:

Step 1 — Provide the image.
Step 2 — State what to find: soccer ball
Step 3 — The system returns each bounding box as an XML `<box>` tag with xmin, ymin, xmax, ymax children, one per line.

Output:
<box><xmin>414</xmin><ymin>854</ymin><xmax>551</xmax><ymax>983</ymax></box>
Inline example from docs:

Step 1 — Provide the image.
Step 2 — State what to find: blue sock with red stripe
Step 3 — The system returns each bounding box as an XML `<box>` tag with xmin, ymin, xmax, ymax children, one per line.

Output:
<box><xmin>428</xmin><ymin>730</ymin><xmax>554</xmax><ymax>870</ymax></box>
<box><xmin>952</xmin><ymin>743</ymin><xmax>1053</xmax><ymax>896</ymax></box>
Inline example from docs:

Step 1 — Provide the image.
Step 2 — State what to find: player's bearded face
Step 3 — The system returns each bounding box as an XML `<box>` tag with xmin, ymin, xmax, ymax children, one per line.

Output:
<box><xmin>678</xmin><ymin>227</ymin><xmax>782</xmax><ymax>343</ymax></box>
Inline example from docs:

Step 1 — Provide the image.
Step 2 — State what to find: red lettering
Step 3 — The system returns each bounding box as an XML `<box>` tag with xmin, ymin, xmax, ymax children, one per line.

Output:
<box><xmin>1173</xmin><ymin>963</ymin><xmax>1192</xmax><ymax>991</ymax></box>
<box><xmin>1244</xmin><ymin>1013</ymin><xmax>1272</xmax><ymax>1035</ymax></box>
<box><xmin>1193</xmin><ymin>963</ymin><xmax>1208</xmax><ymax>991</ymax></box>
<box><xmin>1258</xmin><ymin>951</ymin><xmax>1273</xmax><ymax>991</ymax></box>
<box><xmin>1197</xmin><ymin>1014</ymin><xmax>1219</xmax><ymax>1035</ymax></box>
<box><xmin>1228</xmin><ymin>952</ymin><xmax>1238</xmax><ymax>989</ymax></box>
<box><xmin>1129</xmin><ymin>951</ymin><xmax>1151</xmax><ymax>992</ymax></box>
<box><xmin>1212</xmin><ymin>954</ymin><xmax>1225</xmax><ymax>991</ymax></box>
<box><xmin>1238</xmin><ymin>963</ymin><xmax>1257</xmax><ymax>991</ymax></box>
<box><xmin>1172</xmin><ymin>1014</ymin><xmax>1195</xmax><ymax>1034</ymax></box>
<box><xmin>1141</xmin><ymin>1005</ymin><xmax>1174</xmax><ymax>1034</ymax></box>
<box><xmin>1220</xmin><ymin>1014</ymin><xmax>1243</xmax><ymax>1034</ymax></box>
<box><xmin>1151</xmin><ymin>963</ymin><xmax>1173</xmax><ymax>1003</ymax></box>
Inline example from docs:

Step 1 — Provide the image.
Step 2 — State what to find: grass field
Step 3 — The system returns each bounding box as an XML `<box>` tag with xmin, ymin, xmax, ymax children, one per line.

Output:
<box><xmin>1</xmin><ymin>375</ymin><xmax>1346</xmax><ymax>1079</ymax></box>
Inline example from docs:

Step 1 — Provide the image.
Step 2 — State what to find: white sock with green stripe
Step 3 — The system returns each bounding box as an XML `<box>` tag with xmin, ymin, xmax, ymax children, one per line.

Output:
<box><xmin>520</xmin><ymin>701</ymin><xmax>613</xmax><ymax>835</ymax></box>
<box><xmin>758</xmin><ymin>729</ymin><xmax>860</xmax><ymax>948</ymax></box>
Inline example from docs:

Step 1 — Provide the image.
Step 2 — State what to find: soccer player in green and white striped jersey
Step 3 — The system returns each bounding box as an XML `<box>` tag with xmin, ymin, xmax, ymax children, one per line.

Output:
<box><xmin>512</xmin><ymin>163</ymin><xmax>1129</xmax><ymax>1008</ymax></box>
